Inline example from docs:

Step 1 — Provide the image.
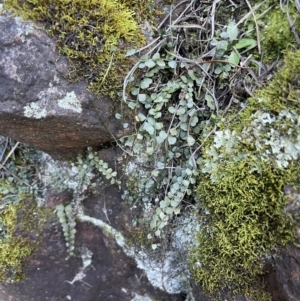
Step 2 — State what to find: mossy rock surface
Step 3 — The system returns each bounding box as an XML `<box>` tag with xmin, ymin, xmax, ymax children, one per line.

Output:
<box><xmin>0</xmin><ymin>198</ymin><xmax>48</xmax><ymax>282</ymax></box>
<box><xmin>190</xmin><ymin>50</ymin><xmax>300</xmax><ymax>301</ymax></box>
<box><xmin>4</xmin><ymin>0</ymin><xmax>150</xmax><ymax>98</ymax></box>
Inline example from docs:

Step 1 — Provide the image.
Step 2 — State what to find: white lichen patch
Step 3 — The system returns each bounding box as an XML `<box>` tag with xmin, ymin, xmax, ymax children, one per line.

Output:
<box><xmin>39</xmin><ymin>153</ymin><xmax>84</xmax><ymax>194</ymax></box>
<box><xmin>66</xmin><ymin>247</ymin><xmax>93</xmax><ymax>285</ymax></box>
<box><xmin>77</xmin><ymin>209</ymin><xmax>191</xmax><ymax>295</ymax></box>
<box><xmin>130</xmin><ymin>293</ymin><xmax>153</xmax><ymax>301</ymax></box>
<box><xmin>14</xmin><ymin>16</ymin><xmax>34</xmax><ymax>43</ymax></box>
<box><xmin>58</xmin><ymin>91</ymin><xmax>82</xmax><ymax>113</ymax></box>
<box><xmin>38</xmin><ymin>86</ymin><xmax>63</xmax><ymax>101</ymax></box>
<box><xmin>24</xmin><ymin>102</ymin><xmax>47</xmax><ymax>119</ymax></box>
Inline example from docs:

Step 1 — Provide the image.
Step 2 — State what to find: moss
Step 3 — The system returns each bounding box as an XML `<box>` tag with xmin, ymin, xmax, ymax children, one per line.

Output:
<box><xmin>4</xmin><ymin>0</ymin><xmax>148</xmax><ymax>99</ymax></box>
<box><xmin>0</xmin><ymin>199</ymin><xmax>48</xmax><ymax>282</ymax></box>
<box><xmin>231</xmin><ymin>49</ymin><xmax>300</xmax><ymax>131</ymax></box>
<box><xmin>120</xmin><ymin>0</ymin><xmax>156</xmax><ymax>23</ymax></box>
<box><xmin>189</xmin><ymin>50</ymin><xmax>300</xmax><ymax>300</ymax></box>
<box><xmin>259</xmin><ymin>2</ymin><xmax>300</xmax><ymax>63</ymax></box>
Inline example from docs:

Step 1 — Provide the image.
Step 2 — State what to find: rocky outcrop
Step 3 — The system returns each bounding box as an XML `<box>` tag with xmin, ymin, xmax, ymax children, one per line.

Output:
<box><xmin>0</xmin><ymin>12</ymin><xmax>125</xmax><ymax>159</ymax></box>
<box><xmin>0</xmin><ymin>148</ymin><xmax>184</xmax><ymax>301</ymax></box>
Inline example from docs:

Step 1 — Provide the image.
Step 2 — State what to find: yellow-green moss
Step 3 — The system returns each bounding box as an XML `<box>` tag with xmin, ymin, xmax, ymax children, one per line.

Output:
<box><xmin>231</xmin><ymin>49</ymin><xmax>300</xmax><ymax>132</ymax></box>
<box><xmin>4</xmin><ymin>0</ymin><xmax>148</xmax><ymax>98</ymax></box>
<box><xmin>0</xmin><ymin>199</ymin><xmax>48</xmax><ymax>282</ymax></box>
<box><xmin>120</xmin><ymin>0</ymin><xmax>156</xmax><ymax>23</ymax></box>
<box><xmin>260</xmin><ymin>2</ymin><xmax>300</xmax><ymax>63</ymax></box>
<box><xmin>189</xmin><ymin>50</ymin><xmax>300</xmax><ymax>300</ymax></box>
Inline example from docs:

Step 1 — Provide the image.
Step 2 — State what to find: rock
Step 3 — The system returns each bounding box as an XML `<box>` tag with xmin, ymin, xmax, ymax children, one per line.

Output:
<box><xmin>0</xmin><ymin>12</ymin><xmax>125</xmax><ymax>159</ymax></box>
<box><xmin>0</xmin><ymin>215</ymin><xmax>183</xmax><ymax>301</ymax></box>
<box><xmin>263</xmin><ymin>241</ymin><xmax>300</xmax><ymax>301</ymax></box>
<box><xmin>0</xmin><ymin>148</ymin><xmax>184</xmax><ymax>301</ymax></box>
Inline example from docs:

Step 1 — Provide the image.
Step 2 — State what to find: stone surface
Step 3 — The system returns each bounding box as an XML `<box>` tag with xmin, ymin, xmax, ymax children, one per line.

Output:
<box><xmin>263</xmin><ymin>240</ymin><xmax>300</xmax><ymax>301</ymax></box>
<box><xmin>0</xmin><ymin>12</ymin><xmax>125</xmax><ymax>159</ymax></box>
<box><xmin>0</xmin><ymin>148</ymin><xmax>184</xmax><ymax>301</ymax></box>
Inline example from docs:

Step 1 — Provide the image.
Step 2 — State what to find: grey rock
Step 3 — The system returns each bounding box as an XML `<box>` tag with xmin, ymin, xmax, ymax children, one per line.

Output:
<box><xmin>0</xmin><ymin>12</ymin><xmax>125</xmax><ymax>159</ymax></box>
<box><xmin>0</xmin><ymin>148</ymin><xmax>183</xmax><ymax>301</ymax></box>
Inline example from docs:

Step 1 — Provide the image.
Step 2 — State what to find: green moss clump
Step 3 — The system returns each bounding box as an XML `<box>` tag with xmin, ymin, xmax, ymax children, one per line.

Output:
<box><xmin>4</xmin><ymin>0</ymin><xmax>146</xmax><ymax>98</ymax></box>
<box><xmin>259</xmin><ymin>3</ymin><xmax>300</xmax><ymax>62</ymax></box>
<box><xmin>120</xmin><ymin>0</ymin><xmax>155</xmax><ymax>23</ymax></box>
<box><xmin>0</xmin><ymin>199</ymin><xmax>48</xmax><ymax>282</ymax></box>
<box><xmin>189</xmin><ymin>50</ymin><xmax>300</xmax><ymax>300</ymax></box>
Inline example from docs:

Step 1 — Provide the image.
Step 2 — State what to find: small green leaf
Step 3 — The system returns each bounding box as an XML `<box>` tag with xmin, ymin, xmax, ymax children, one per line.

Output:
<box><xmin>65</xmin><ymin>204</ymin><xmax>72</xmax><ymax>215</ymax></box>
<box><xmin>205</xmin><ymin>94</ymin><xmax>215</xmax><ymax>110</ymax></box>
<box><xmin>166</xmin><ymin>207</ymin><xmax>174</xmax><ymax>215</ymax></box>
<box><xmin>138</xmin><ymin>94</ymin><xmax>147</xmax><ymax>102</ymax></box>
<box><xmin>223</xmin><ymin>64</ymin><xmax>231</xmax><ymax>72</ymax></box>
<box><xmin>128</xmin><ymin>102</ymin><xmax>136</xmax><ymax>109</ymax></box>
<box><xmin>156</xmin><ymin>59</ymin><xmax>166</xmax><ymax>67</ymax></box>
<box><xmin>157</xmin><ymin>161</ymin><xmax>164</xmax><ymax>169</ymax></box>
<box><xmin>155</xmin><ymin>122</ymin><xmax>163</xmax><ymax>130</ymax></box>
<box><xmin>170</xmin><ymin>128</ymin><xmax>177</xmax><ymax>136</ymax></box>
<box><xmin>138</xmin><ymin>113</ymin><xmax>146</xmax><ymax>122</ymax></box>
<box><xmin>115</xmin><ymin>113</ymin><xmax>121</xmax><ymax>119</ymax></box>
<box><xmin>56</xmin><ymin>204</ymin><xmax>65</xmax><ymax>211</ymax></box>
<box><xmin>150</xmin><ymin>220</ymin><xmax>156</xmax><ymax>229</ymax></box>
<box><xmin>187</xmin><ymin>135</ymin><xmax>195</xmax><ymax>146</ymax></box>
<box><xmin>235</xmin><ymin>38</ymin><xmax>257</xmax><ymax>49</ymax></box>
<box><xmin>151</xmin><ymin>241</ymin><xmax>160</xmax><ymax>251</ymax></box>
<box><xmin>177</xmin><ymin>106</ymin><xmax>186</xmax><ymax>115</ymax></box>
<box><xmin>160</xmin><ymin>200</ymin><xmax>168</xmax><ymax>208</ymax></box>
<box><xmin>156</xmin><ymin>135</ymin><xmax>165</xmax><ymax>144</ymax></box>
<box><xmin>180</xmin><ymin>123</ymin><xmax>188</xmax><ymax>133</ymax></box>
<box><xmin>128</xmin><ymin>76</ymin><xmax>135</xmax><ymax>82</ymax></box>
<box><xmin>140</xmin><ymin>78</ymin><xmax>153</xmax><ymax>89</ymax></box>
<box><xmin>190</xmin><ymin>116</ymin><xmax>199</xmax><ymax>126</ymax></box>
<box><xmin>147</xmin><ymin>147</ymin><xmax>154</xmax><ymax>155</ymax></box>
<box><xmin>131</xmin><ymin>87</ymin><xmax>139</xmax><ymax>95</ymax></box>
<box><xmin>147</xmin><ymin>117</ymin><xmax>156</xmax><ymax>125</ymax></box>
<box><xmin>180</xmin><ymin>75</ymin><xmax>188</xmax><ymax>83</ymax></box>
<box><xmin>188</xmin><ymin>69</ymin><xmax>197</xmax><ymax>80</ymax></box>
<box><xmin>125</xmin><ymin>48</ymin><xmax>136</xmax><ymax>56</ymax></box>
<box><xmin>141</xmin><ymin>54</ymin><xmax>149</xmax><ymax>60</ymax></box>
<box><xmin>214</xmin><ymin>65</ymin><xmax>223</xmax><ymax>74</ymax></box>
<box><xmin>151</xmin><ymin>170</ymin><xmax>159</xmax><ymax>176</ymax></box>
<box><xmin>168</xmin><ymin>106</ymin><xmax>176</xmax><ymax>114</ymax></box>
<box><xmin>228</xmin><ymin>51</ymin><xmax>240</xmax><ymax>65</ymax></box>
<box><xmin>145</xmin><ymin>59</ymin><xmax>156</xmax><ymax>68</ymax></box>
<box><xmin>186</xmin><ymin>168</ymin><xmax>192</xmax><ymax>175</ymax></box>
<box><xmin>220</xmin><ymin>32</ymin><xmax>229</xmax><ymax>39</ymax></box>
<box><xmin>59</xmin><ymin>217</ymin><xmax>66</xmax><ymax>224</ymax></box>
<box><xmin>154</xmin><ymin>112</ymin><xmax>162</xmax><ymax>119</ymax></box>
<box><xmin>159</xmin><ymin>211</ymin><xmax>165</xmax><ymax>220</ymax></box>
<box><xmin>152</xmin><ymin>53</ymin><xmax>160</xmax><ymax>60</ymax></box>
<box><xmin>144</xmin><ymin>122</ymin><xmax>155</xmax><ymax>135</ymax></box>
<box><xmin>183</xmin><ymin>180</ymin><xmax>189</xmax><ymax>186</ymax></box>
<box><xmin>168</xmin><ymin>136</ymin><xmax>177</xmax><ymax>145</ymax></box>
<box><xmin>168</xmin><ymin>60</ymin><xmax>177</xmax><ymax>68</ymax></box>
<box><xmin>227</xmin><ymin>21</ymin><xmax>238</xmax><ymax>41</ymax></box>
<box><xmin>171</xmin><ymin>199</ymin><xmax>180</xmax><ymax>207</ymax></box>
<box><xmin>159</xmin><ymin>130</ymin><xmax>168</xmax><ymax>140</ymax></box>
<box><xmin>174</xmin><ymin>207</ymin><xmax>180</xmax><ymax>215</ymax></box>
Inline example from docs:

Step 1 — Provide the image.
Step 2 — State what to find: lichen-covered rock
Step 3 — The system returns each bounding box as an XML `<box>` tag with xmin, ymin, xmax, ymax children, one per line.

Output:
<box><xmin>0</xmin><ymin>12</ymin><xmax>125</xmax><ymax>159</ymax></box>
<box><xmin>0</xmin><ymin>149</ymin><xmax>184</xmax><ymax>301</ymax></box>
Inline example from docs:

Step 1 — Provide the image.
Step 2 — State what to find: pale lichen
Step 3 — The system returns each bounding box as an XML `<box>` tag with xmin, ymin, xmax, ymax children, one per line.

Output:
<box><xmin>24</xmin><ymin>102</ymin><xmax>47</xmax><ymax>119</ymax></box>
<box><xmin>77</xmin><ymin>208</ymin><xmax>191</xmax><ymax>294</ymax></box>
<box><xmin>57</xmin><ymin>91</ymin><xmax>82</xmax><ymax>113</ymax></box>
